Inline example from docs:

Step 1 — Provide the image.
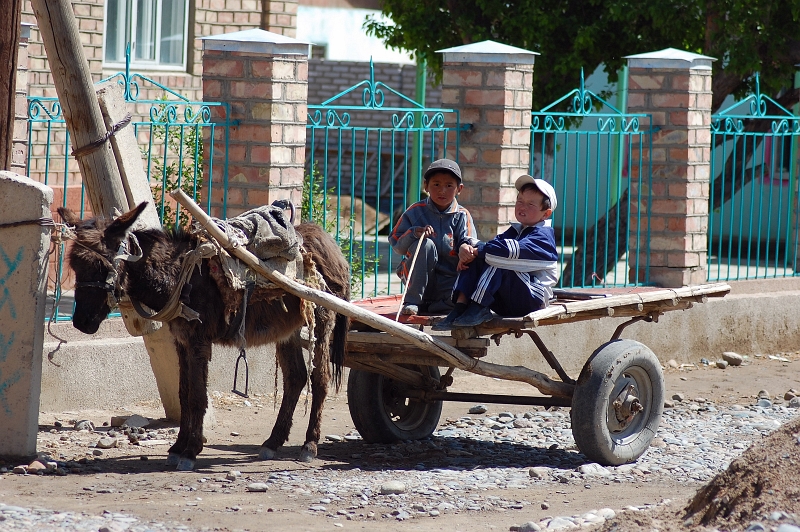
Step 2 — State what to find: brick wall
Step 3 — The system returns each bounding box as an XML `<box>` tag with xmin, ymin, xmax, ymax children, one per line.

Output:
<box><xmin>19</xmin><ymin>1</ymin><xmax>441</xmax><ymax>214</ymax></box>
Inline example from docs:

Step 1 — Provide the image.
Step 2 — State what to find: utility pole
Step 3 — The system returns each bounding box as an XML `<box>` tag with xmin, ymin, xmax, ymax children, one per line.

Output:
<box><xmin>0</xmin><ymin>0</ymin><xmax>22</xmax><ymax>170</ymax></box>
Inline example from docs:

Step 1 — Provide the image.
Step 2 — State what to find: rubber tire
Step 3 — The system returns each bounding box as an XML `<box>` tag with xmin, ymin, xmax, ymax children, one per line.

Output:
<box><xmin>571</xmin><ymin>339</ymin><xmax>664</xmax><ymax>466</ymax></box>
<box><xmin>347</xmin><ymin>365</ymin><xmax>443</xmax><ymax>443</ymax></box>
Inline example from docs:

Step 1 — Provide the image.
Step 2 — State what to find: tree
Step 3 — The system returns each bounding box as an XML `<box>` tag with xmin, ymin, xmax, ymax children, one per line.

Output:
<box><xmin>367</xmin><ymin>0</ymin><xmax>800</xmax><ymax>286</ymax></box>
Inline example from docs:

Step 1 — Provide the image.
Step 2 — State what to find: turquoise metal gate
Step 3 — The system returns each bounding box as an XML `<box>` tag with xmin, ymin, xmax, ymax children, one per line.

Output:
<box><xmin>28</xmin><ymin>49</ymin><xmax>232</xmax><ymax>321</ymax></box>
<box><xmin>306</xmin><ymin>61</ymin><xmax>460</xmax><ymax>299</ymax></box>
<box><xmin>708</xmin><ymin>75</ymin><xmax>800</xmax><ymax>281</ymax></box>
<box><xmin>530</xmin><ymin>70</ymin><xmax>652</xmax><ymax>288</ymax></box>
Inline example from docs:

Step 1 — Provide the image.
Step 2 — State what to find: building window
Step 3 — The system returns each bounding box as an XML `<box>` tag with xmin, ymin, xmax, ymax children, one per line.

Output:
<box><xmin>104</xmin><ymin>0</ymin><xmax>189</xmax><ymax>70</ymax></box>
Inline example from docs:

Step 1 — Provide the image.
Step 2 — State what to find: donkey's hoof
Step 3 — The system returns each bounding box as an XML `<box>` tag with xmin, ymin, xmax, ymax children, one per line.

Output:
<box><xmin>176</xmin><ymin>458</ymin><xmax>196</xmax><ymax>471</ymax></box>
<box><xmin>298</xmin><ymin>448</ymin><xmax>316</xmax><ymax>463</ymax></box>
<box><xmin>165</xmin><ymin>453</ymin><xmax>180</xmax><ymax>466</ymax></box>
<box><xmin>258</xmin><ymin>446</ymin><xmax>276</xmax><ymax>460</ymax></box>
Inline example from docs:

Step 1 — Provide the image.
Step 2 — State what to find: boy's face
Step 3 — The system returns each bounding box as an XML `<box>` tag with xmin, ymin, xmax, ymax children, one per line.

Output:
<box><xmin>515</xmin><ymin>188</ymin><xmax>552</xmax><ymax>227</ymax></box>
<box><xmin>424</xmin><ymin>172</ymin><xmax>463</xmax><ymax>210</ymax></box>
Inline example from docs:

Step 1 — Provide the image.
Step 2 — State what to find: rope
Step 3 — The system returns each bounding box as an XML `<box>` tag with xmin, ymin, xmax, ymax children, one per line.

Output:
<box><xmin>0</xmin><ymin>217</ymin><xmax>55</xmax><ymax>230</ymax></box>
<box><xmin>71</xmin><ymin>113</ymin><xmax>132</xmax><ymax>159</ymax></box>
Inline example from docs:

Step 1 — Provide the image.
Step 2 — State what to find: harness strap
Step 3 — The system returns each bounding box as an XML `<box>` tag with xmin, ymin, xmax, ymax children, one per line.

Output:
<box><xmin>127</xmin><ymin>241</ymin><xmax>217</xmax><ymax>323</ymax></box>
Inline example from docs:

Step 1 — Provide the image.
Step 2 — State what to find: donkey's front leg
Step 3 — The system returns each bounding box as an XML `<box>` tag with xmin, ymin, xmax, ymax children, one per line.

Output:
<box><xmin>168</xmin><ymin>339</ymin><xmax>212</xmax><ymax>471</ymax></box>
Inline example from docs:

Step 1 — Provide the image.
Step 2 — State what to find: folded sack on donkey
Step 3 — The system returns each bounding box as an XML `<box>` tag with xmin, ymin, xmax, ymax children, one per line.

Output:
<box><xmin>58</xmin><ymin>201</ymin><xmax>351</xmax><ymax>471</ymax></box>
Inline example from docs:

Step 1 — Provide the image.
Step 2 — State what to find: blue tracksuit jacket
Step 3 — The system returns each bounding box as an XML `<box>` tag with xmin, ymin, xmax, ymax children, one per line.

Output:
<box><xmin>455</xmin><ymin>221</ymin><xmax>559</xmax><ymax>316</ymax></box>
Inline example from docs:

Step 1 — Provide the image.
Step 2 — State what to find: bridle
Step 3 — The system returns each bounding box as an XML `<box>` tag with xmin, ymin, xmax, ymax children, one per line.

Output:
<box><xmin>72</xmin><ymin>233</ymin><xmax>143</xmax><ymax>311</ymax></box>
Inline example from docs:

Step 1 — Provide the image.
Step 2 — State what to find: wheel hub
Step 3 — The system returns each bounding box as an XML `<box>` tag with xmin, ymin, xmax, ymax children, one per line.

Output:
<box><xmin>611</xmin><ymin>384</ymin><xmax>643</xmax><ymax>430</ymax></box>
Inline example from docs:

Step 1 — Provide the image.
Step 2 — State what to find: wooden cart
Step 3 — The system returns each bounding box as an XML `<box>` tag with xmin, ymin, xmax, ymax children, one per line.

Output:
<box><xmin>170</xmin><ymin>190</ymin><xmax>730</xmax><ymax>467</ymax></box>
<box><xmin>344</xmin><ymin>284</ymin><xmax>730</xmax><ymax>466</ymax></box>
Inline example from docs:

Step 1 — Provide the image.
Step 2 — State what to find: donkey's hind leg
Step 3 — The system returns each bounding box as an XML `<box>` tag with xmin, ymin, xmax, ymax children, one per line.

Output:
<box><xmin>299</xmin><ymin>309</ymin><xmax>335</xmax><ymax>462</ymax></box>
<box><xmin>258</xmin><ymin>330</ymin><xmax>307</xmax><ymax>460</ymax></box>
<box><xmin>167</xmin><ymin>339</ymin><xmax>212</xmax><ymax>471</ymax></box>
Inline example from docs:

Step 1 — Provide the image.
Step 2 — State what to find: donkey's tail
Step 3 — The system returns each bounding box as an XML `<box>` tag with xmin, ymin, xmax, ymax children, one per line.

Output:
<box><xmin>331</xmin><ymin>312</ymin><xmax>349</xmax><ymax>392</ymax></box>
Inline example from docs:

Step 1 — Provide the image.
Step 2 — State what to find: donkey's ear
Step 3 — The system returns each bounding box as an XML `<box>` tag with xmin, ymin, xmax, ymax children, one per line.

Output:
<box><xmin>104</xmin><ymin>202</ymin><xmax>149</xmax><ymax>241</ymax></box>
<box><xmin>57</xmin><ymin>207</ymin><xmax>81</xmax><ymax>225</ymax></box>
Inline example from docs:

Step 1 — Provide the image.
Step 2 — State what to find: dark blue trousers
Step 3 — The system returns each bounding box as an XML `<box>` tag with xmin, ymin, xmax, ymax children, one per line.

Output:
<box><xmin>453</xmin><ymin>255</ymin><xmax>546</xmax><ymax>317</ymax></box>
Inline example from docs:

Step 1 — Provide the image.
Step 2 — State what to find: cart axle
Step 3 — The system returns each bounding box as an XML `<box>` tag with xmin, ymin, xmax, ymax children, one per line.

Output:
<box><xmin>405</xmin><ymin>390</ymin><xmax>572</xmax><ymax>408</ymax></box>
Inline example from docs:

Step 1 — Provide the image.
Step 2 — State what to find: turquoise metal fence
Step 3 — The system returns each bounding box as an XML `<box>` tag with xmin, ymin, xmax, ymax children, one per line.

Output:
<box><xmin>29</xmin><ymin>47</ymin><xmax>232</xmax><ymax>321</ymax></box>
<box><xmin>708</xmin><ymin>75</ymin><xmax>800</xmax><ymax>281</ymax></box>
<box><xmin>306</xmin><ymin>60</ymin><xmax>460</xmax><ymax>299</ymax></box>
<box><xmin>530</xmin><ymin>70</ymin><xmax>652</xmax><ymax>288</ymax></box>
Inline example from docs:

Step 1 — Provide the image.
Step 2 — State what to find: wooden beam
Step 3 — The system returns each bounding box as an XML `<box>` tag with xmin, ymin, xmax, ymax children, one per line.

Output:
<box><xmin>29</xmin><ymin>0</ymin><xmax>127</xmax><ymax>215</ymax></box>
<box><xmin>0</xmin><ymin>0</ymin><xmax>22</xmax><ymax>170</ymax></box>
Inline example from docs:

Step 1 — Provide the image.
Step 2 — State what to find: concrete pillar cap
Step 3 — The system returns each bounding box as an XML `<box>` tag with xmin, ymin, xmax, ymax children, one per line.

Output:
<box><xmin>625</xmin><ymin>47</ymin><xmax>716</xmax><ymax>70</ymax></box>
<box><xmin>437</xmin><ymin>40</ymin><xmax>538</xmax><ymax>65</ymax></box>
<box><xmin>201</xmin><ymin>28</ymin><xmax>309</xmax><ymax>56</ymax></box>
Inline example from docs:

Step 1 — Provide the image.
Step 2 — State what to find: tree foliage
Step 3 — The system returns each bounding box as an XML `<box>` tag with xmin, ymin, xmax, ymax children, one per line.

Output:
<box><xmin>366</xmin><ymin>0</ymin><xmax>800</xmax><ymax>112</ymax></box>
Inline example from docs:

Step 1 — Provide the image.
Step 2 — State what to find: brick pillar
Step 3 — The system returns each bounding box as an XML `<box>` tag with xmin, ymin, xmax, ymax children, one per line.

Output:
<box><xmin>201</xmin><ymin>29</ymin><xmax>308</xmax><ymax>218</ymax></box>
<box><xmin>438</xmin><ymin>41</ymin><xmax>538</xmax><ymax>239</ymax></box>
<box><xmin>625</xmin><ymin>48</ymin><xmax>715</xmax><ymax>287</ymax></box>
<box><xmin>261</xmin><ymin>0</ymin><xmax>299</xmax><ymax>38</ymax></box>
<box><xmin>11</xmin><ymin>23</ymin><xmax>33</xmax><ymax>175</ymax></box>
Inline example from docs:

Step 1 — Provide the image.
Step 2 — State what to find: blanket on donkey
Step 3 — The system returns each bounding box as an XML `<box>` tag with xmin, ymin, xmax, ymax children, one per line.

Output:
<box><xmin>211</xmin><ymin>205</ymin><xmax>303</xmax><ymax>290</ymax></box>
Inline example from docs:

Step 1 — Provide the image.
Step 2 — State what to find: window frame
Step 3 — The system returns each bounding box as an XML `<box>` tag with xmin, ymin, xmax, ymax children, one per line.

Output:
<box><xmin>102</xmin><ymin>0</ymin><xmax>191</xmax><ymax>72</ymax></box>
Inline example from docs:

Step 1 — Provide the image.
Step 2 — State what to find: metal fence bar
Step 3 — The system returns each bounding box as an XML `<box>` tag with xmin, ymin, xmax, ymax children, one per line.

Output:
<box><xmin>709</xmin><ymin>74</ymin><xmax>800</xmax><ymax>281</ymax></box>
<box><xmin>530</xmin><ymin>70</ymin><xmax>651</xmax><ymax>288</ymax></box>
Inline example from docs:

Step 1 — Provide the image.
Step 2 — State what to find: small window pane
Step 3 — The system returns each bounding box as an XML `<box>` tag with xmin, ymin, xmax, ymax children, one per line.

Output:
<box><xmin>160</xmin><ymin>0</ymin><xmax>186</xmax><ymax>65</ymax></box>
<box><xmin>135</xmin><ymin>0</ymin><xmax>157</xmax><ymax>61</ymax></box>
<box><xmin>105</xmin><ymin>0</ymin><xmax>128</xmax><ymax>63</ymax></box>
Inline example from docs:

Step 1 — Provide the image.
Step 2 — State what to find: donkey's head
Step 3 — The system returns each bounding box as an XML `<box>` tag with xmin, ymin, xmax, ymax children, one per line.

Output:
<box><xmin>58</xmin><ymin>203</ymin><xmax>148</xmax><ymax>334</ymax></box>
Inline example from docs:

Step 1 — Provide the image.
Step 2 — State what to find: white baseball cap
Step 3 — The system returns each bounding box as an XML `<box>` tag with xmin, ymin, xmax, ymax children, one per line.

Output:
<box><xmin>514</xmin><ymin>175</ymin><xmax>558</xmax><ymax>212</ymax></box>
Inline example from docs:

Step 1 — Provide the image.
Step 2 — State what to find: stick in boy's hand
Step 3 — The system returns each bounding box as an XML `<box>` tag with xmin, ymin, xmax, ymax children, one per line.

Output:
<box><xmin>413</xmin><ymin>225</ymin><xmax>435</xmax><ymax>239</ymax></box>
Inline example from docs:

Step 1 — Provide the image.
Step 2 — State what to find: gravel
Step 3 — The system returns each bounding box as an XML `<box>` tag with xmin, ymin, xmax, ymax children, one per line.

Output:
<box><xmin>3</xmin><ymin>398</ymin><xmax>799</xmax><ymax>530</ymax></box>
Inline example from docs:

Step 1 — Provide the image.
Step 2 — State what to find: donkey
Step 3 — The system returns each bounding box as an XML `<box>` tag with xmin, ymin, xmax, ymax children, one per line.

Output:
<box><xmin>58</xmin><ymin>202</ymin><xmax>351</xmax><ymax>471</ymax></box>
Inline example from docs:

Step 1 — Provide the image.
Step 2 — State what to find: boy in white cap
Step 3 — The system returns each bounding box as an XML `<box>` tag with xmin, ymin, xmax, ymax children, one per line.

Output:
<box><xmin>389</xmin><ymin>158</ymin><xmax>480</xmax><ymax>315</ymax></box>
<box><xmin>433</xmin><ymin>175</ymin><xmax>559</xmax><ymax>330</ymax></box>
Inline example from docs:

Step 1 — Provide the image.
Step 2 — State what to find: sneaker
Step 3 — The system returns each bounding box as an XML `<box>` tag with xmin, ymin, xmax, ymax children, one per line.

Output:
<box><xmin>400</xmin><ymin>304</ymin><xmax>419</xmax><ymax>316</ymax></box>
<box><xmin>432</xmin><ymin>307</ymin><xmax>464</xmax><ymax>331</ymax></box>
<box><xmin>452</xmin><ymin>301</ymin><xmax>494</xmax><ymax>327</ymax></box>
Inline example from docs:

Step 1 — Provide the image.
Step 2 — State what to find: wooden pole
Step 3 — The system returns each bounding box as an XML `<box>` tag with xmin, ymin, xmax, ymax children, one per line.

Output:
<box><xmin>0</xmin><ymin>0</ymin><xmax>22</xmax><ymax>170</ymax></box>
<box><xmin>171</xmin><ymin>189</ymin><xmax>576</xmax><ymax>399</ymax></box>
<box><xmin>28</xmin><ymin>0</ymin><xmax>127</xmax><ymax>216</ymax></box>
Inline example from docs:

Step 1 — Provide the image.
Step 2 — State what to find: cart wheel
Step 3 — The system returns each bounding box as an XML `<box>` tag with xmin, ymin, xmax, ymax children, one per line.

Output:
<box><xmin>571</xmin><ymin>339</ymin><xmax>664</xmax><ymax>466</ymax></box>
<box><xmin>347</xmin><ymin>365</ymin><xmax>443</xmax><ymax>443</ymax></box>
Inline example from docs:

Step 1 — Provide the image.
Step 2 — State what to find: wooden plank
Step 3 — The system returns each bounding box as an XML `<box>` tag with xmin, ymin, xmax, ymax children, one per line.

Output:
<box><xmin>96</xmin><ymin>82</ymin><xmax>160</xmax><ymax>228</ymax></box>
<box><xmin>0</xmin><ymin>0</ymin><xmax>21</xmax><ymax>170</ymax></box>
<box><xmin>346</xmin><ymin>352</ymin><xmax>455</xmax><ymax>367</ymax></box>
<box><xmin>29</xmin><ymin>0</ymin><xmax>128</xmax><ymax>216</ymax></box>
<box><xmin>347</xmin><ymin>331</ymin><xmax>490</xmax><ymax>348</ymax></box>
<box><xmin>347</xmin><ymin>342</ymin><xmax>488</xmax><ymax>359</ymax></box>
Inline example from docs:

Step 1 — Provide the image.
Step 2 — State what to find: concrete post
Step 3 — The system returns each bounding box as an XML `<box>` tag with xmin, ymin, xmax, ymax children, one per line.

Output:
<box><xmin>625</xmin><ymin>48</ymin><xmax>715</xmax><ymax>287</ymax></box>
<box><xmin>0</xmin><ymin>171</ymin><xmax>52</xmax><ymax>457</ymax></box>
<box><xmin>11</xmin><ymin>23</ymin><xmax>34</xmax><ymax>175</ymax></box>
<box><xmin>201</xmin><ymin>29</ymin><xmax>309</xmax><ymax>218</ymax></box>
<box><xmin>437</xmin><ymin>41</ymin><xmax>538</xmax><ymax>240</ymax></box>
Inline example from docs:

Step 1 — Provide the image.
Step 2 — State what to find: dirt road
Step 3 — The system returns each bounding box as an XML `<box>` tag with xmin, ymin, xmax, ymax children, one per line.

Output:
<box><xmin>1</xmin><ymin>352</ymin><xmax>799</xmax><ymax>531</ymax></box>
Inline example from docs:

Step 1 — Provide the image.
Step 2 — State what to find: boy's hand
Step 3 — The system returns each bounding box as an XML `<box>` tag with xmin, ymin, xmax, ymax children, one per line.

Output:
<box><xmin>414</xmin><ymin>225</ymin><xmax>435</xmax><ymax>238</ymax></box>
<box><xmin>458</xmin><ymin>243</ymin><xmax>478</xmax><ymax>264</ymax></box>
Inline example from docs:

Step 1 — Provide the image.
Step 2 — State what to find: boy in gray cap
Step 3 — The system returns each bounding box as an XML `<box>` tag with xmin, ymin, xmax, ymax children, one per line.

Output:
<box><xmin>433</xmin><ymin>175</ymin><xmax>559</xmax><ymax>329</ymax></box>
<box><xmin>389</xmin><ymin>158</ymin><xmax>479</xmax><ymax>315</ymax></box>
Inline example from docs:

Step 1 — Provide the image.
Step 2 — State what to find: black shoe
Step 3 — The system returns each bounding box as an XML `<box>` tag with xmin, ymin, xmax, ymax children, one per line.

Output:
<box><xmin>452</xmin><ymin>302</ymin><xmax>494</xmax><ymax>327</ymax></box>
<box><xmin>432</xmin><ymin>306</ymin><xmax>464</xmax><ymax>331</ymax></box>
